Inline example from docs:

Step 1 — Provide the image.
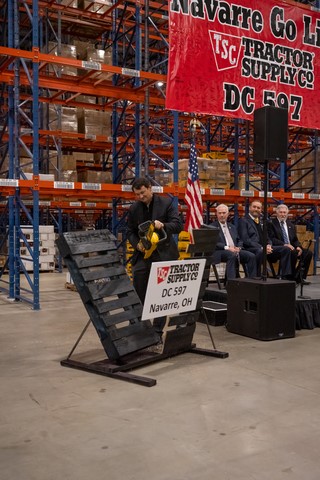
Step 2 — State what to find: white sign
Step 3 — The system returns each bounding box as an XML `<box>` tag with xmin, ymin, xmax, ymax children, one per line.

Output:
<box><xmin>141</xmin><ymin>259</ymin><xmax>206</xmax><ymax>320</ymax></box>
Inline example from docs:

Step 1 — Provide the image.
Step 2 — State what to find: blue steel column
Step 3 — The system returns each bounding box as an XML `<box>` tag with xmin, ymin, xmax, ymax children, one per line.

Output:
<box><xmin>313</xmin><ymin>132</ymin><xmax>319</xmax><ymax>272</ymax></box>
<box><xmin>7</xmin><ymin>0</ymin><xmax>15</xmax><ymax>299</ymax></box>
<box><xmin>111</xmin><ymin>4</ymin><xmax>119</xmax><ymax>236</ymax></box>
<box><xmin>57</xmin><ymin>208</ymin><xmax>63</xmax><ymax>272</ymax></box>
<box><xmin>313</xmin><ymin>207</ymin><xmax>319</xmax><ymax>274</ymax></box>
<box><xmin>205</xmin><ymin>118</ymin><xmax>211</xmax><ymax>152</ymax></box>
<box><xmin>143</xmin><ymin>0</ymin><xmax>149</xmax><ymax>178</ymax></box>
<box><xmin>172</xmin><ymin>111</ymin><xmax>180</xmax><ymax>221</ymax></box>
<box><xmin>13</xmin><ymin>0</ymin><xmax>20</xmax><ymax>299</ymax></box>
<box><xmin>135</xmin><ymin>3</ymin><xmax>141</xmax><ymax>176</ymax></box>
<box><xmin>32</xmin><ymin>0</ymin><xmax>40</xmax><ymax>309</ymax></box>
<box><xmin>279</xmin><ymin>161</ymin><xmax>287</xmax><ymax>190</ymax></box>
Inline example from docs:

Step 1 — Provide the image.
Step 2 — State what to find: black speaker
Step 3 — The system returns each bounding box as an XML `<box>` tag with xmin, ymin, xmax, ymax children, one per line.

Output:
<box><xmin>226</xmin><ymin>278</ymin><xmax>295</xmax><ymax>340</ymax></box>
<box><xmin>253</xmin><ymin>106</ymin><xmax>288</xmax><ymax>163</ymax></box>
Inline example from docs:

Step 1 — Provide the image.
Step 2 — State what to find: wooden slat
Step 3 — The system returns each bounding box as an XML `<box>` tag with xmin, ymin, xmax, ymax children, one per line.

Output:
<box><xmin>162</xmin><ymin>324</ymin><xmax>196</xmax><ymax>355</ymax></box>
<box><xmin>96</xmin><ymin>293</ymin><xmax>140</xmax><ymax>314</ymax></box>
<box><xmin>82</xmin><ymin>265</ymin><xmax>127</xmax><ymax>282</ymax></box>
<box><xmin>167</xmin><ymin>311</ymin><xmax>198</xmax><ymax>327</ymax></box>
<box><xmin>88</xmin><ymin>277</ymin><xmax>135</xmax><ymax>300</ymax></box>
<box><xmin>66</xmin><ymin>241</ymin><xmax>117</xmax><ymax>255</ymax></box>
<box><xmin>102</xmin><ymin>305</ymin><xmax>143</xmax><ymax>324</ymax></box>
<box><xmin>110</xmin><ymin>320</ymin><xmax>158</xmax><ymax>341</ymax></box>
<box><xmin>101</xmin><ymin>308</ymin><xmax>141</xmax><ymax>328</ymax></box>
<box><xmin>75</xmin><ymin>253</ymin><xmax>119</xmax><ymax>269</ymax></box>
<box><xmin>56</xmin><ymin>233</ymin><xmax>117</xmax><ymax>258</ymax></box>
<box><xmin>113</xmin><ymin>328</ymin><xmax>160</xmax><ymax>357</ymax></box>
<box><xmin>61</xmin><ymin>230</ymin><xmax>116</xmax><ymax>246</ymax></box>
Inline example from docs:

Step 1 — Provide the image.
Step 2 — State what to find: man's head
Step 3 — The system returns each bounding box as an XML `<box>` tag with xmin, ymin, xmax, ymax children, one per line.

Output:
<box><xmin>216</xmin><ymin>204</ymin><xmax>229</xmax><ymax>224</ymax></box>
<box><xmin>132</xmin><ymin>177</ymin><xmax>153</xmax><ymax>205</ymax></box>
<box><xmin>276</xmin><ymin>204</ymin><xmax>289</xmax><ymax>221</ymax></box>
<box><xmin>249</xmin><ymin>200</ymin><xmax>262</xmax><ymax>218</ymax></box>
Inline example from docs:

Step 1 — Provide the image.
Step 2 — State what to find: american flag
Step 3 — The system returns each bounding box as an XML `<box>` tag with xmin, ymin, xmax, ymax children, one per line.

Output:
<box><xmin>184</xmin><ymin>139</ymin><xmax>203</xmax><ymax>239</ymax></box>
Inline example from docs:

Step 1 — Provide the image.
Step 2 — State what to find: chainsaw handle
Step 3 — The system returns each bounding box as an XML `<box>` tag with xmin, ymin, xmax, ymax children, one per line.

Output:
<box><xmin>137</xmin><ymin>220</ymin><xmax>167</xmax><ymax>253</ymax></box>
<box><xmin>156</xmin><ymin>226</ymin><xmax>167</xmax><ymax>244</ymax></box>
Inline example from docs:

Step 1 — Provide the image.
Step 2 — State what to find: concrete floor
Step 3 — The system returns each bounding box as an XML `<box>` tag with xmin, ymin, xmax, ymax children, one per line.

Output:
<box><xmin>1</xmin><ymin>272</ymin><xmax>320</xmax><ymax>480</ymax></box>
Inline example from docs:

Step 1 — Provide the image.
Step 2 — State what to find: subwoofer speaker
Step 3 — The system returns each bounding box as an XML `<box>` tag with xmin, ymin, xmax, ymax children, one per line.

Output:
<box><xmin>226</xmin><ymin>278</ymin><xmax>295</xmax><ymax>340</ymax></box>
<box><xmin>253</xmin><ymin>106</ymin><xmax>288</xmax><ymax>163</ymax></box>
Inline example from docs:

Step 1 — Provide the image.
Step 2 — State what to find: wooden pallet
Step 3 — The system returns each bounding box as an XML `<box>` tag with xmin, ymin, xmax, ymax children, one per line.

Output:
<box><xmin>56</xmin><ymin>228</ymin><xmax>229</xmax><ymax>386</ymax></box>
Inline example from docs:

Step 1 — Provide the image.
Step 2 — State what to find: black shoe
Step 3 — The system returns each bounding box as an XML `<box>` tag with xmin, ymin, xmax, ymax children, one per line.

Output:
<box><xmin>296</xmin><ymin>278</ymin><xmax>311</xmax><ymax>285</ymax></box>
<box><xmin>281</xmin><ymin>275</ymin><xmax>295</xmax><ymax>281</ymax></box>
<box><xmin>295</xmin><ymin>278</ymin><xmax>311</xmax><ymax>285</ymax></box>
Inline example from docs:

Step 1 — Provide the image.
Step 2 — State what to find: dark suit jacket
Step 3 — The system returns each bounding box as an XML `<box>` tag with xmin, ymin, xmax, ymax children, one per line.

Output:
<box><xmin>127</xmin><ymin>194</ymin><xmax>182</xmax><ymax>265</ymax></box>
<box><xmin>238</xmin><ymin>215</ymin><xmax>271</xmax><ymax>250</ymax></box>
<box><xmin>267</xmin><ymin>218</ymin><xmax>302</xmax><ymax>248</ymax></box>
<box><xmin>210</xmin><ymin>221</ymin><xmax>243</xmax><ymax>250</ymax></box>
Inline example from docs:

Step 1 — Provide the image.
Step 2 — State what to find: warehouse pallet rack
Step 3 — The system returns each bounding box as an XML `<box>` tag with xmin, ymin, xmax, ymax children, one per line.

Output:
<box><xmin>0</xmin><ymin>0</ymin><xmax>320</xmax><ymax>309</ymax></box>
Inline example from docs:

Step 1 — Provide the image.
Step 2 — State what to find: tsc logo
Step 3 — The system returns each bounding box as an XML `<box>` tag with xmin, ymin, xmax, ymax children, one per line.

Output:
<box><xmin>157</xmin><ymin>266</ymin><xmax>170</xmax><ymax>284</ymax></box>
<box><xmin>209</xmin><ymin>31</ymin><xmax>242</xmax><ymax>71</ymax></box>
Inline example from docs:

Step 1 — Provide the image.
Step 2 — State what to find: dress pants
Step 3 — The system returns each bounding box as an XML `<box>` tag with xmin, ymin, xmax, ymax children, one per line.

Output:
<box><xmin>239</xmin><ymin>250</ymin><xmax>257</xmax><ymax>277</ymax></box>
<box><xmin>211</xmin><ymin>249</ymin><xmax>257</xmax><ymax>279</ymax></box>
<box><xmin>291</xmin><ymin>248</ymin><xmax>313</xmax><ymax>280</ymax></box>
<box><xmin>211</xmin><ymin>250</ymin><xmax>237</xmax><ymax>279</ymax></box>
<box><xmin>132</xmin><ymin>254</ymin><xmax>166</xmax><ymax>334</ymax></box>
<box><xmin>247</xmin><ymin>246</ymin><xmax>292</xmax><ymax>277</ymax></box>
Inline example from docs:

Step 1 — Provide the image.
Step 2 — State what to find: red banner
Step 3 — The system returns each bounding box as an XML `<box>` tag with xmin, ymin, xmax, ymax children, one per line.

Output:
<box><xmin>166</xmin><ymin>0</ymin><xmax>320</xmax><ymax>129</ymax></box>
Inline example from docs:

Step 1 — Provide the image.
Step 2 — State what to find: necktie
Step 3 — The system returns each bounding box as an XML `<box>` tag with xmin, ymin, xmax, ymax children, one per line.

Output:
<box><xmin>254</xmin><ymin>218</ymin><xmax>263</xmax><ymax>243</ymax></box>
<box><xmin>222</xmin><ymin>224</ymin><xmax>234</xmax><ymax>247</ymax></box>
<box><xmin>280</xmin><ymin>221</ymin><xmax>290</xmax><ymax>244</ymax></box>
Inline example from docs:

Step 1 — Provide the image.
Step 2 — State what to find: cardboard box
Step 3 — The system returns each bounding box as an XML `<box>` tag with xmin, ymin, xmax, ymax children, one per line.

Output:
<box><xmin>48</xmin><ymin>106</ymin><xmax>78</xmax><ymax>133</ymax></box>
<box><xmin>77</xmin><ymin>109</ymin><xmax>112</xmax><ymax>137</ymax></box>
<box><xmin>47</xmin><ymin>42</ymin><xmax>77</xmax><ymax>76</ymax></box>
<box><xmin>238</xmin><ymin>174</ymin><xmax>262</xmax><ymax>191</ymax></box>
<box><xmin>77</xmin><ymin>170</ymin><xmax>112</xmax><ymax>183</ymax></box>
<box><xmin>78</xmin><ymin>0</ymin><xmax>112</xmax><ymax>13</ymax></box>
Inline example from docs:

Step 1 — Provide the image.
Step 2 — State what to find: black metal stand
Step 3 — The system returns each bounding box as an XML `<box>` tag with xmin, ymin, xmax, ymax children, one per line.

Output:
<box><xmin>298</xmin><ymin>239</ymin><xmax>312</xmax><ymax>300</ymax></box>
<box><xmin>61</xmin><ymin>309</ymin><xmax>228</xmax><ymax>387</ymax></box>
<box><xmin>261</xmin><ymin>160</ymin><xmax>269</xmax><ymax>281</ymax></box>
<box><xmin>191</xmin><ymin>306</ymin><xmax>228</xmax><ymax>358</ymax></box>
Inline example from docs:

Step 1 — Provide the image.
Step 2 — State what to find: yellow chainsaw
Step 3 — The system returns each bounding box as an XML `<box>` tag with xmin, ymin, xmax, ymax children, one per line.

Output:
<box><xmin>138</xmin><ymin>220</ymin><xmax>167</xmax><ymax>259</ymax></box>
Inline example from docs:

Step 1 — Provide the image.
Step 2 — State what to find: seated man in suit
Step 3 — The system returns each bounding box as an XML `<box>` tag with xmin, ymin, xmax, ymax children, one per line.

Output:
<box><xmin>267</xmin><ymin>204</ymin><xmax>312</xmax><ymax>285</ymax></box>
<box><xmin>210</xmin><ymin>204</ymin><xmax>257</xmax><ymax>280</ymax></box>
<box><xmin>238</xmin><ymin>200</ymin><xmax>292</xmax><ymax>278</ymax></box>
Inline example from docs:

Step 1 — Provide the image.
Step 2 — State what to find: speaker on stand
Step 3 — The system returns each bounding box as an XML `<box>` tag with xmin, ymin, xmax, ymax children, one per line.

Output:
<box><xmin>226</xmin><ymin>107</ymin><xmax>295</xmax><ymax>340</ymax></box>
<box><xmin>253</xmin><ymin>106</ymin><xmax>288</xmax><ymax>164</ymax></box>
<box><xmin>253</xmin><ymin>106</ymin><xmax>288</xmax><ymax>280</ymax></box>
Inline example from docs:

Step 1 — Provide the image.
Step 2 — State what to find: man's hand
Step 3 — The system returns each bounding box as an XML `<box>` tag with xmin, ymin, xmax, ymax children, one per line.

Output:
<box><xmin>137</xmin><ymin>241</ymin><xmax>146</xmax><ymax>252</ymax></box>
<box><xmin>266</xmin><ymin>244</ymin><xmax>273</xmax><ymax>254</ymax></box>
<box><xmin>296</xmin><ymin>246</ymin><xmax>302</xmax><ymax>256</ymax></box>
<box><xmin>284</xmin><ymin>243</ymin><xmax>295</xmax><ymax>251</ymax></box>
<box><xmin>154</xmin><ymin>220</ymin><xmax>164</xmax><ymax>230</ymax></box>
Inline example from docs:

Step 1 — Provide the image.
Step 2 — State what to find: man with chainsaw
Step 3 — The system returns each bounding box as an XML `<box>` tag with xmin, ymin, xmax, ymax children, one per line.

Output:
<box><xmin>127</xmin><ymin>177</ymin><xmax>182</xmax><ymax>334</ymax></box>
